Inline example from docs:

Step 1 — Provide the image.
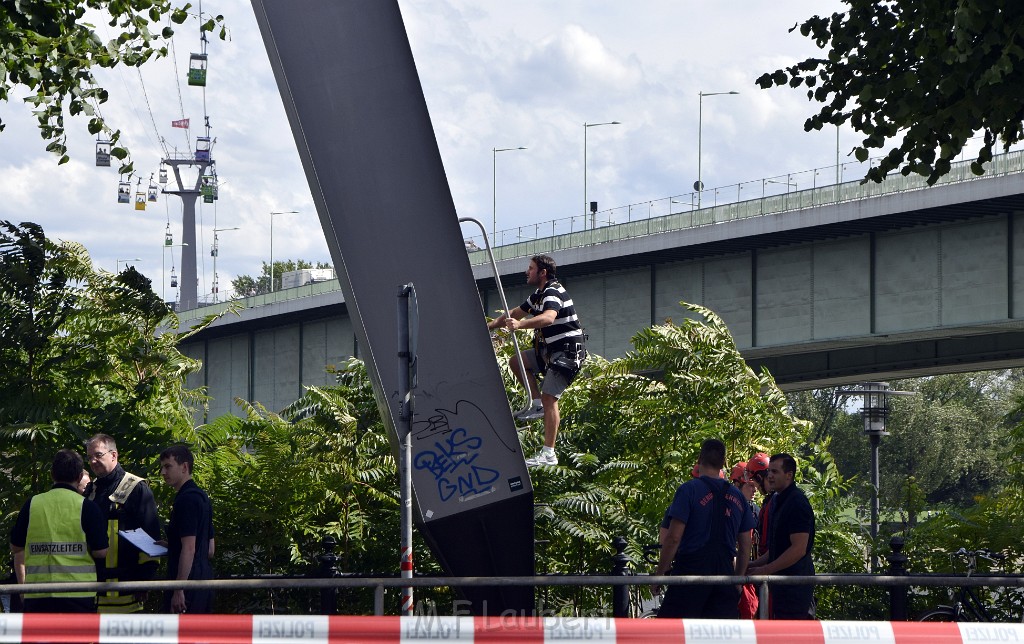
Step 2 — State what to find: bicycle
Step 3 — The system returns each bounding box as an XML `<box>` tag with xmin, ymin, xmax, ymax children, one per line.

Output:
<box><xmin>917</xmin><ymin>547</ymin><xmax>1007</xmax><ymax>622</ymax></box>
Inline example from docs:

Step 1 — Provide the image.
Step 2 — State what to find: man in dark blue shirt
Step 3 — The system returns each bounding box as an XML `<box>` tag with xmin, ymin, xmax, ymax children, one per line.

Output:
<box><xmin>654</xmin><ymin>439</ymin><xmax>755</xmax><ymax>618</ymax></box>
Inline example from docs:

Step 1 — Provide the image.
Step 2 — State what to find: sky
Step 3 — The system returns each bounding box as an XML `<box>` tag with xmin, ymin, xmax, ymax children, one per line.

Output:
<box><xmin>0</xmin><ymin>0</ymin><xmax>863</xmax><ymax>304</ymax></box>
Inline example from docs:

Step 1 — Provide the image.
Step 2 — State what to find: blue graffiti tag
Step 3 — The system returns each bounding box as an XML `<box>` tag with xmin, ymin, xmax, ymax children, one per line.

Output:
<box><xmin>414</xmin><ymin>427</ymin><xmax>500</xmax><ymax>502</ymax></box>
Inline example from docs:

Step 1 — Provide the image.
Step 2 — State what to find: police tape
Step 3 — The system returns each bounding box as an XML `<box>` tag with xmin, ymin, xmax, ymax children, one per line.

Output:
<box><xmin>0</xmin><ymin>614</ymin><xmax>1021</xmax><ymax>643</ymax></box>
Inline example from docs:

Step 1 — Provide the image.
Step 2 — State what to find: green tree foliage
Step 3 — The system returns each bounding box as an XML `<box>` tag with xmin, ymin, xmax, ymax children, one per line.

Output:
<box><xmin>807</xmin><ymin>373</ymin><xmax>1014</xmax><ymax>515</ymax></box>
<box><xmin>487</xmin><ymin>303</ymin><xmax>858</xmax><ymax>614</ymax></box>
<box><xmin>0</xmin><ymin>1</ymin><xmax>225</xmax><ymax>172</ymax></box>
<box><xmin>231</xmin><ymin>260</ymin><xmax>333</xmax><ymax>297</ymax></box>
<box><xmin>0</xmin><ymin>221</ymin><xmax>206</xmax><ymax>540</ymax></box>
<box><xmin>192</xmin><ymin>302</ymin><xmax>851</xmax><ymax>615</ymax></box>
<box><xmin>756</xmin><ymin>1</ymin><xmax>1024</xmax><ymax>185</ymax></box>
<box><xmin>790</xmin><ymin>372</ymin><xmax>1024</xmax><ymax>619</ymax></box>
<box><xmin>191</xmin><ymin>359</ymin><xmax>452</xmax><ymax>614</ymax></box>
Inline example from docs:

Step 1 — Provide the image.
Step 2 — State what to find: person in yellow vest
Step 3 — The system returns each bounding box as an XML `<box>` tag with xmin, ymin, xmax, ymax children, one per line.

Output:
<box><xmin>85</xmin><ymin>433</ymin><xmax>161</xmax><ymax>613</ymax></box>
<box><xmin>9</xmin><ymin>449</ymin><xmax>108</xmax><ymax>613</ymax></box>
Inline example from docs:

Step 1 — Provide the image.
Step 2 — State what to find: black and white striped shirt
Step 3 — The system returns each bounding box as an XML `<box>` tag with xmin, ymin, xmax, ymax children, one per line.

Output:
<box><xmin>520</xmin><ymin>279</ymin><xmax>584</xmax><ymax>350</ymax></box>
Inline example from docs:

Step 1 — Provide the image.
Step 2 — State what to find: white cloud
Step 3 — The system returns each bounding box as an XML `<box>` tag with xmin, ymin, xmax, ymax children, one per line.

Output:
<box><xmin>3</xmin><ymin>0</ymin><xmax>874</xmax><ymax>298</ymax></box>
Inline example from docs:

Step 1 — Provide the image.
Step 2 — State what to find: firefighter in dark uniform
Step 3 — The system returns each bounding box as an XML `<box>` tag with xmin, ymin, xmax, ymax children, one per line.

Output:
<box><xmin>85</xmin><ymin>434</ymin><xmax>161</xmax><ymax>613</ymax></box>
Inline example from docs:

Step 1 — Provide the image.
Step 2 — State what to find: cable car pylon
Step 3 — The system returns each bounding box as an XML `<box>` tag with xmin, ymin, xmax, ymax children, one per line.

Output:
<box><xmin>161</xmin><ymin>153</ymin><xmax>211</xmax><ymax>311</ymax></box>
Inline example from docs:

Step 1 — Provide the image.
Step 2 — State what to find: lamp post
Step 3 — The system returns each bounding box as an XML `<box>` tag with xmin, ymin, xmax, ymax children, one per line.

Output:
<box><xmin>837</xmin><ymin>381</ymin><xmax>915</xmax><ymax>570</ymax></box>
<box><xmin>584</xmin><ymin>121</ymin><xmax>621</xmax><ymax>230</ymax></box>
<box><xmin>696</xmin><ymin>91</ymin><xmax>738</xmax><ymax>209</ymax></box>
<box><xmin>211</xmin><ymin>226</ymin><xmax>240</xmax><ymax>303</ymax></box>
<box><xmin>162</xmin><ymin>243</ymin><xmax>189</xmax><ymax>303</ymax></box>
<box><xmin>492</xmin><ymin>146</ymin><xmax>526</xmax><ymax>247</ymax></box>
<box><xmin>269</xmin><ymin>210</ymin><xmax>298</xmax><ymax>292</ymax></box>
<box><xmin>116</xmin><ymin>258</ymin><xmax>141</xmax><ymax>272</ymax></box>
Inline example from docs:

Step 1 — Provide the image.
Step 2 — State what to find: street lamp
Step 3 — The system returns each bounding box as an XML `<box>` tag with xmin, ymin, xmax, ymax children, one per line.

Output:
<box><xmin>696</xmin><ymin>91</ymin><xmax>738</xmax><ymax>209</ymax></box>
<box><xmin>584</xmin><ymin>121</ymin><xmax>621</xmax><ymax>230</ymax></box>
<box><xmin>211</xmin><ymin>226</ymin><xmax>240</xmax><ymax>303</ymax></box>
<box><xmin>837</xmin><ymin>382</ymin><xmax>915</xmax><ymax>569</ymax></box>
<box><xmin>116</xmin><ymin>258</ymin><xmax>141</xmax><ymax>272</ymax></box>
<box><xmin>492</xmin><ymin>146</ymin><xmax>526</xmax><ymax>247</ymax></box>
<box><xmin>269</xmin><ymin>210</ymin><xmax>298</xmax><ymax>292</ymax></box>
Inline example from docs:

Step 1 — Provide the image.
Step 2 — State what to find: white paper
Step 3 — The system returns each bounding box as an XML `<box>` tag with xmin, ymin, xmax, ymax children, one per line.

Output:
<box><xmin>118</xmin><ymin>528</ymin><xmax>167</xmax><ymax>557</ymax></box>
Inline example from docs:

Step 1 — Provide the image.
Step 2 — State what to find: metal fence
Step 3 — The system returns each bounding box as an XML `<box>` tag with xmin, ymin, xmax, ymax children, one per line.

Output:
<box><xmin>3</xmin><ymin>572</ymin><xmax>1021</xmax><ymax>619</ymax></box>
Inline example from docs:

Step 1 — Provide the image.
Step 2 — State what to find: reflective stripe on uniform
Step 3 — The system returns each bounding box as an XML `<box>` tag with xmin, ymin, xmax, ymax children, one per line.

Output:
<box><xmin>92</xmin><ymin>472</ymin><xmax>149</xmax><ymax>613</ymax></box>
<box><xmin>24</xmin><ymin>565</ymin><xmax>97</xmax><ymax>574</ymax></box>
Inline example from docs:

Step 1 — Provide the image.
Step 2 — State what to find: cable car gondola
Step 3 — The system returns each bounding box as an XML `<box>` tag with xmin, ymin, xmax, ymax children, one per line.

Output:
<box><xmin>196</xmin><ymin>136</ymin><xmax>211</xmax><ymax>162</ymax></box>
<box><xmin>188</xmin><ymin>52</ymin><xmax>208</xmax><ymax>87</ymax></box>
<box><xmin>96</xmin><ymin>140</ymin><xmax>111</xmax><ymax>167</ymax></box>
<box><xmin>170</xmin><ymin>267</ymin><xmax>178</xmax><ymax>288</ymax></box>
<box><xmin>201</xmin><ymin>172</ymin><xmax>216</xmax><ymax>203</ymax></box>
<box><xmin>148</xmin><ymin>174</ymin><xmax>158</xmax><ymax>202</ymax></box>
<box><xmin>165</xmin><ymin>224</ymin><xmax>173</xmax><ymax>246</ymax></box>
<box><xmin>158</xmin><ymin>163</ymin><xmax>168</xmax><ymax>184</ymax></box>
<box><xmin>117</xmin><ymin>180</ymin><xmax>131</xmax><ymax>204</ymax></box>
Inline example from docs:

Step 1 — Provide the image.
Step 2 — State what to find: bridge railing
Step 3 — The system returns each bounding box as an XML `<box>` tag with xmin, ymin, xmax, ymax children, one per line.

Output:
<box><xmin>2</xmin><ymin>572</ymin><xmax>1022</xmax><ymax>618</ymax></box>
<box><xmin>467</xmin><ymin>148</ymin><xmax>1024</xmax><ymax>266</ymax></box>
<box><xmin>175</xmin><ymin>278</ymin><xmax>343</xmax><ymax>325</ymax></box>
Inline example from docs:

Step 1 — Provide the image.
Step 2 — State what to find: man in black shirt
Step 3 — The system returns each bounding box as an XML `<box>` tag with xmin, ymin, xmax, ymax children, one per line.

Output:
<box><xmin>748</xmin><ymin>453</ymin><xmax>816</xmax><ymax>619</ymax></box>
<box><xmin>159</xmin><ymin>444</ymin><xmax>215</xmax><ymax>614</ymax></box>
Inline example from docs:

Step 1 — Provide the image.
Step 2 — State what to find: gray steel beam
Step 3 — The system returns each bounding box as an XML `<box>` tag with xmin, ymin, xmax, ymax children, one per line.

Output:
<box><xmin>250</xmin><ymin>0</ymin><xmax>534</xmax><ymax>613</ymax></box>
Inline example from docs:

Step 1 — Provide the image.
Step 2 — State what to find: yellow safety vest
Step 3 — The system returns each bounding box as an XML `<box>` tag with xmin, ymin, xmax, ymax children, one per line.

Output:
<box><xmin>23</xmin><ymin>487</ymin><xmax>97</xmax><ymax>599</ymax></box>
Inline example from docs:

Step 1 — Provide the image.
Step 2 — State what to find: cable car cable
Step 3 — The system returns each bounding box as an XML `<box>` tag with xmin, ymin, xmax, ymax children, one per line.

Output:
<box><xmin>168</xmin><ymin>33</ymin><xmax>191</xmax><ymax>150</ymax></box>
<box><xmin>135</xmin><ymin>68</ymin><xmax>169</xmax><ymax>159</ymax></box>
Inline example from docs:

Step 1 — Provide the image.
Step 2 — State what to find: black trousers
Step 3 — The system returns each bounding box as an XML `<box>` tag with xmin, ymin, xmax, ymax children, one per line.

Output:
<box><xmin>163</xmin><ymin>588</ymin><xmax>214</xmax><ymax>614</ymax></box>
<box><xmin>656</xmin><ymin>548</ymin><xmax>738</xmax><ymax>619</ymax></box>
<box><xmin>23</xmin><ymin>595</ymin><xmax>96</xmax><ymax>613</ymax></box>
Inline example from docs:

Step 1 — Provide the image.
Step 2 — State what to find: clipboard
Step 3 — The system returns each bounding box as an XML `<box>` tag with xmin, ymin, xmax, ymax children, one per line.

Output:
<box><xmin>118</xmin><ymin>528</ymin><xmax>167</xmax><ymax>557</ymax></box>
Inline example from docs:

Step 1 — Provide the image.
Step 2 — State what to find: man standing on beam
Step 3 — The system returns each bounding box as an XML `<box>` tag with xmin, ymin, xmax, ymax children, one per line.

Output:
<box><xmin>487</xmin><ymin>254</ymin><xmax>586</xmax><ymax>467</ymax></box>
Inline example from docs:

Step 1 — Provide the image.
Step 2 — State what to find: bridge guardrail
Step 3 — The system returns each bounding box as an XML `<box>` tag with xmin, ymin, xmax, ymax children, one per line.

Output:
<box><xmin>468</xmin><ymin>149</ymin><xmax>1024</xmax><ymax>266</ymax></box>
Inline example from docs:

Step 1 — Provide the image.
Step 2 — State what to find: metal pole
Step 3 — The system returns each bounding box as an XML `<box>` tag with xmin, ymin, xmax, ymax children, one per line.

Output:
<box><xmin>697</xmin><ymin>93</ymin><xmax>703</xmax><ymax>210</ymax></box>
<box><xmin>870</xmin><ymin>432</ymin><xmax>881</xmax><ymax>570</ymax></box>
<box><xmin>397</xmin><ymin>284</ymin><xmax>416</xmax><ymax>616</ymax></box>
<box><xmin>611</xmin><ymin>536</ymin><xmax>630</xmax><ymax>618</ymax></box>
<box><xmin>583</xmin><ymin>123</ymin><xmax>619</xmax><ymax>231</ymax></box>
<box><xmin>212</xmin><ymin>233</ymin><xmax>218</xmax><ymax>303</ymax></box>
<box><xmin>492</xmin><ymin>147</ymin><xmax>526</xmax><ymax>247</ymax></box>
<box><xmin>583</xmin><ymin>124</ymin><xmax>588</xmax><ymax>229</ymax></box>
<box><xmin>269</xmin><ymin>211</ymin><xmax>298</xmax><ymax>293</ymax></box>
<box><xmin>886</xmin><ymin>535</ymin><xmax>909</xmax><ymax>620</ymax></box>
<box><xmin>696</xmin><ymin>92</ymin><xmax>738</xmax><ymax>211</ymax></box>
<box><xmin>836</xmin><ymin>125</ymin><xmax>841</xmax><ymax>186</ymax></box>
<box><xmin>493</xmin><ymin>148</ymin><xmax>497</xmax><ymax>245</ymax></box>
<box><xmin>458</xmin><ymin>217</ymin><xmax>532</xmax><ymax>404</ymax></box>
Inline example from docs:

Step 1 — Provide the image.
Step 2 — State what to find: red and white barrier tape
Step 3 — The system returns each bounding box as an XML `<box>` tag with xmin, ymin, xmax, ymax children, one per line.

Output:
<box><xmin>0</xmin><ymin>614</ymin><xmax>1020</xmax><ymax>643</ymax></box>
